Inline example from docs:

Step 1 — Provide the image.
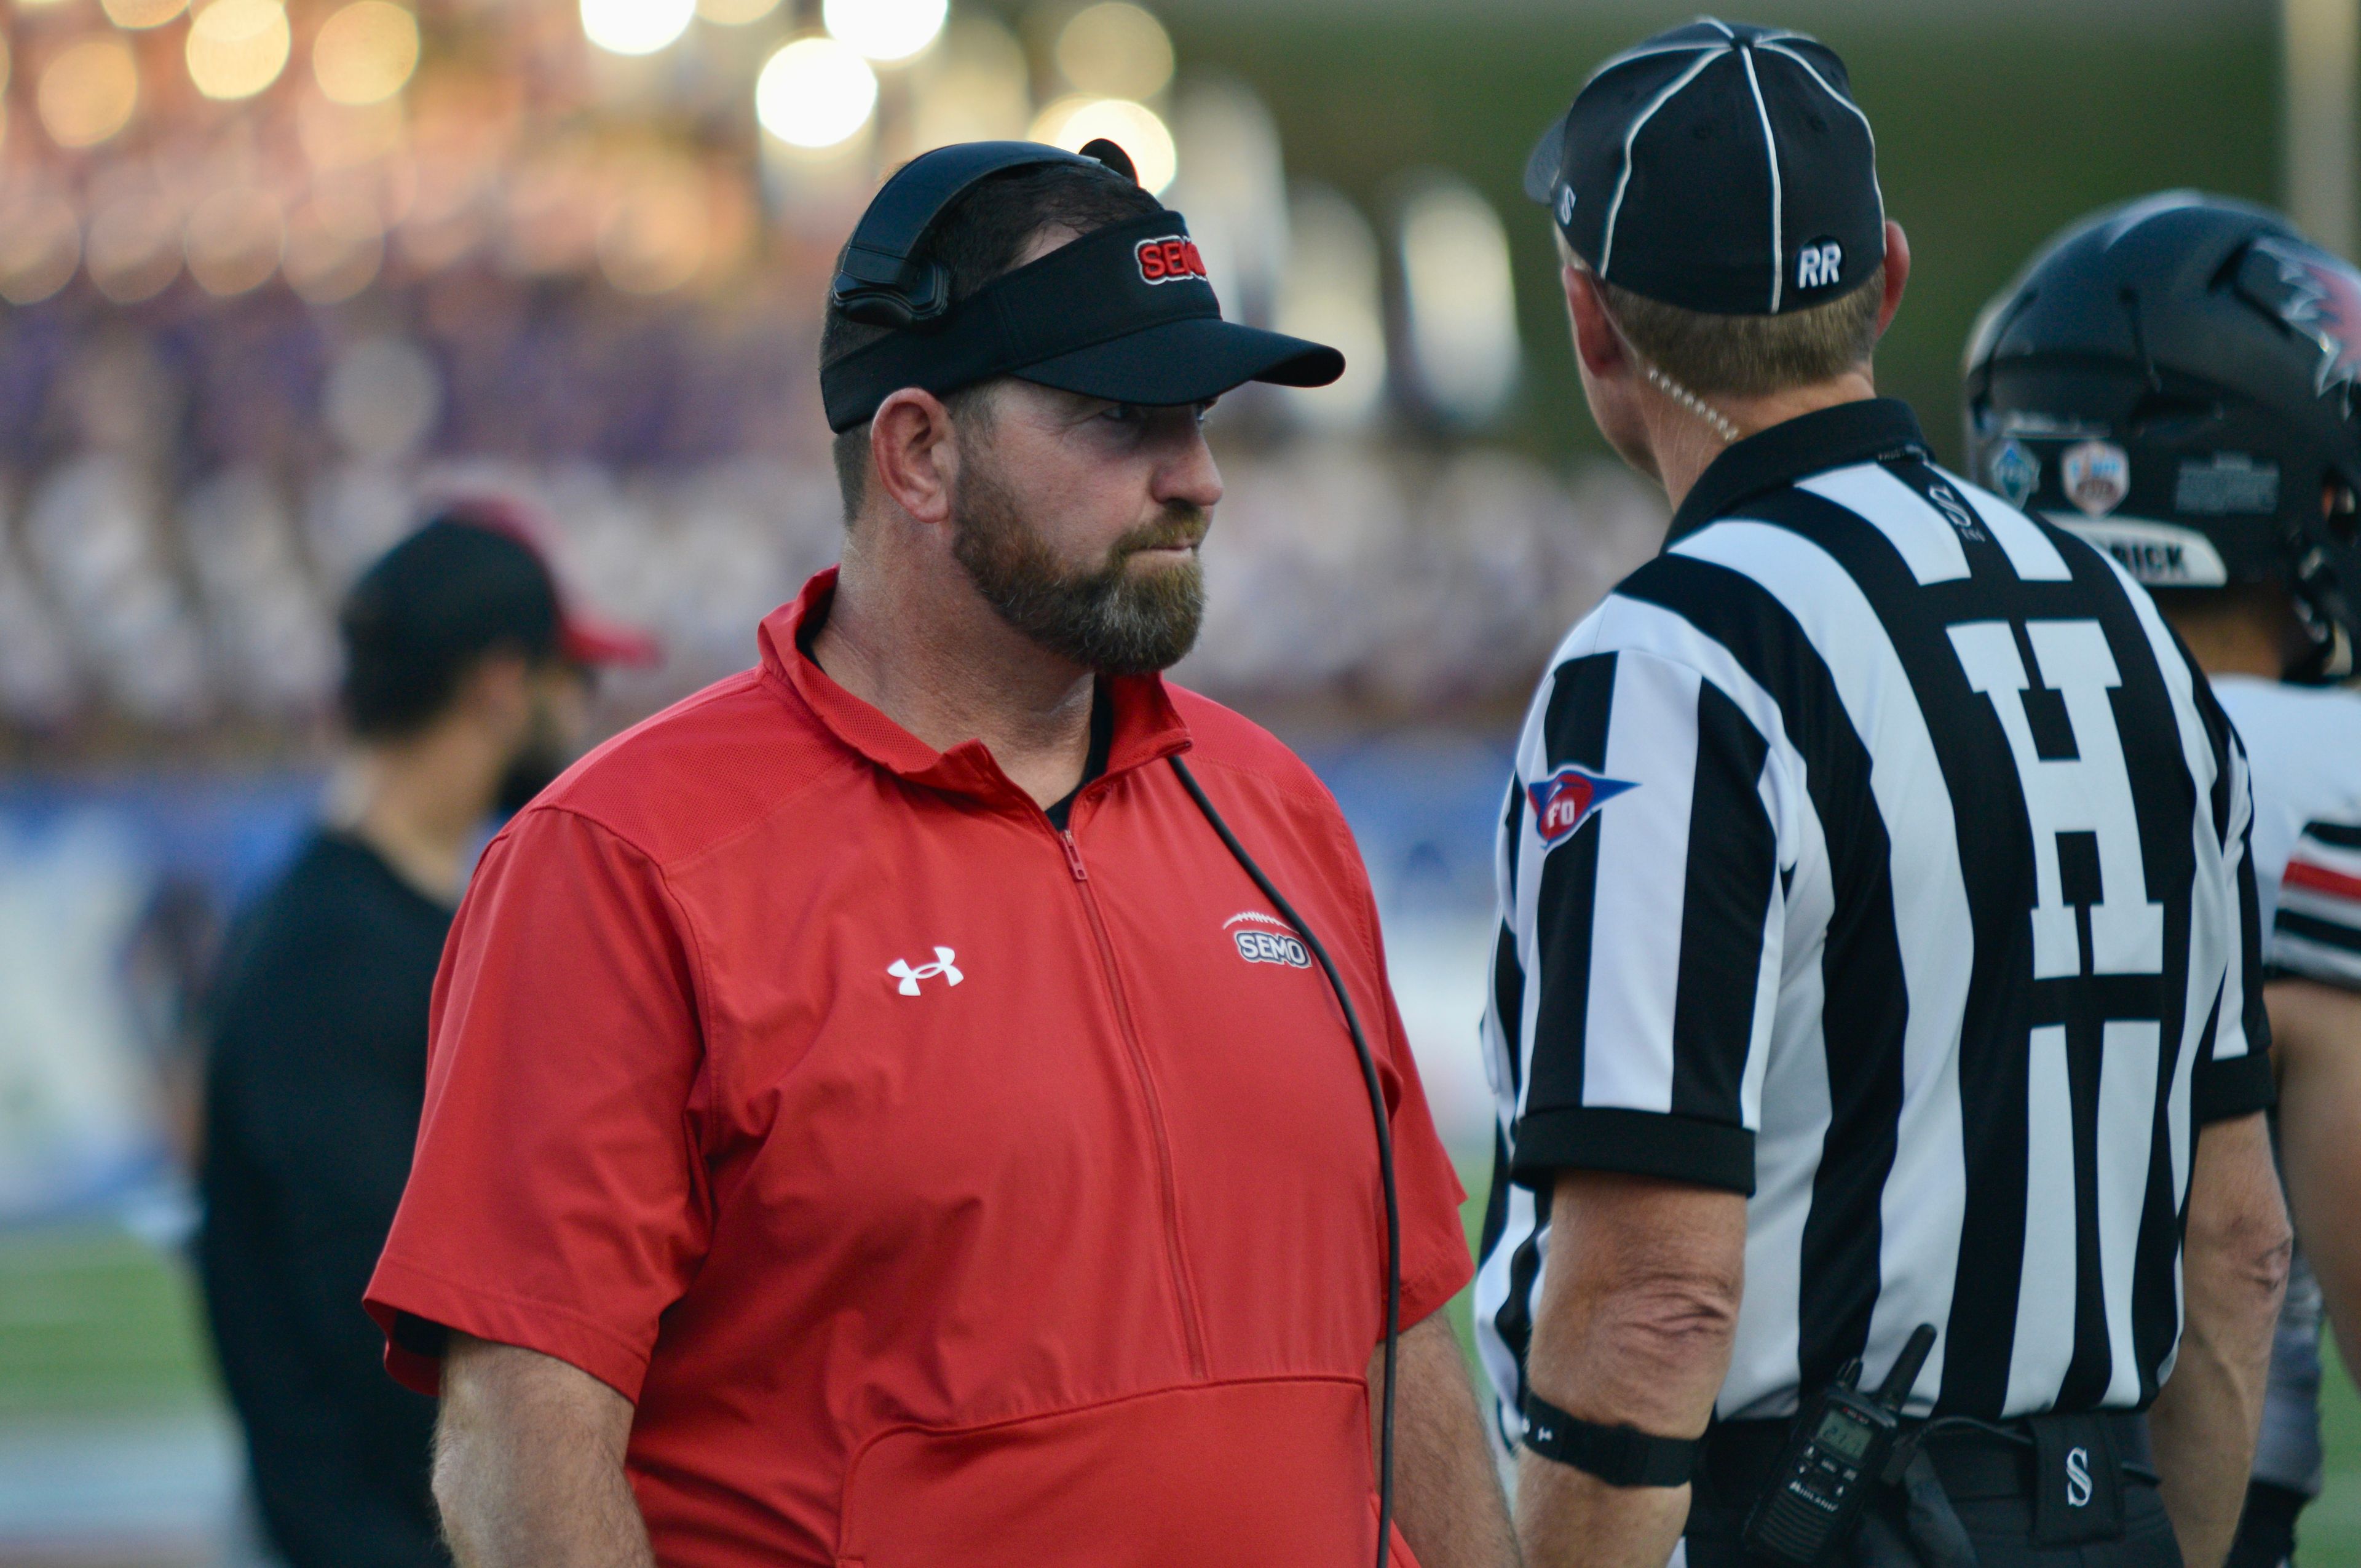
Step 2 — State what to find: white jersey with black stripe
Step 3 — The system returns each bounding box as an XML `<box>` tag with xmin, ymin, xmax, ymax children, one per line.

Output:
<box><xmin>2213</xmin><ymin>675</ymin><xmax>2361</xmax><ymax>1497</ymax></box>
<box><xmin>1473</xmin><ymin>399</ymin><xmax>2271</xmax><ymax>1446</ymax></box>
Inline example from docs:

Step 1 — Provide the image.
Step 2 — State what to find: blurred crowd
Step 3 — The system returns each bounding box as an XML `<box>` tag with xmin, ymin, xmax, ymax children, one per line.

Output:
<box><xmin>0</xmin><ymin>277</ymin><xmax>1666</xmax><ymax>746</ymax></box>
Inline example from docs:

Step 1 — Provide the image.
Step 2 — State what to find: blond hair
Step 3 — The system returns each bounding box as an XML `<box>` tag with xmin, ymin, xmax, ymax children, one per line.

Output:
<box><xmin>1560</xmin><ymin>231</ymin><xmax>1885</xmax><ymax>398</ymax></box>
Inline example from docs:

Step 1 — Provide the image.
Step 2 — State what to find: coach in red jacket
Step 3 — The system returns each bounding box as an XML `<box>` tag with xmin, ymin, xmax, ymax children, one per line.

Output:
<box><xmin>365</xmin><ymin>145</ymin><xmax>1512</xmax><ymax>1568</ymax></box>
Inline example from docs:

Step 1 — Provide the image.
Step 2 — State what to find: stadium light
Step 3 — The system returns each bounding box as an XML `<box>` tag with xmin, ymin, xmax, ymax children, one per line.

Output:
<box><xmin>581</xmin><ymin>0</ymin><xmax>694</xmax><ymax>58</ymax></box>
<box><xmin>103</xmin><ymin>0</ymin><xmax>189</xmax><ymax>28</ymax></box>
<box><xmin>822</xmin><ymin>0</ymin><xmax>947</xmax><ymax>64</ymax></box>
<box><xmin>1031</xmin><ymin>97</ymin><xmax>1176</xmax><ymax>194</ymax></box>
<box><xmin>38</xmin><ymin>36</ymin><xmax>140</xmax><ymax>149</ymax></box>
<box><xmin>697</xmin><ymin>0</ymin><xmax>781</xmax><ymax>23</ymax></box>
<box><xmin>1054</xmin><ymin>4</ymin><xmax>1173</xmax><ymax>102</ymax></box>
<box><xmin>313</xmin><ymin>2</ymin><xmax>420</xmax><ymax>106</ymax></box>
<box><xmin>1398</xmin><ymin>175</ymin><xmax>1519</xmax><ymax>425</ymax></box>
<box><xmin>757</xmin><ymin>38</ymin><xmax>877</xmax><ymax>149</ymax></box>
<box><xmin>186</xmin><ymin>0</ymin><xmax>291</xmax><ymax>101</ymax></box>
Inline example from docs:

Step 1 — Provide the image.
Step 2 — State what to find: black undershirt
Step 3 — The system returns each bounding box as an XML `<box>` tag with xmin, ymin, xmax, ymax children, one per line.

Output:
<box><xmin>1045</xmin><ymin>685</ymin><xmax>1115</xmax><ymax>831</ymax></box>
<box><xmin>197</xmin><ymin>830</ymin><xmax>455</xmax><ymax>1568</ymax></box>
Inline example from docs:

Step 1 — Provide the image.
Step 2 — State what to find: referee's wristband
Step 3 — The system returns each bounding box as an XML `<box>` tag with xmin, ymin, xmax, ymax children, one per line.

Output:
<box><xmin>1520</xmin><ymin>1394</ymin><xmax>1699</xmax><ymax>1488</ymax></box>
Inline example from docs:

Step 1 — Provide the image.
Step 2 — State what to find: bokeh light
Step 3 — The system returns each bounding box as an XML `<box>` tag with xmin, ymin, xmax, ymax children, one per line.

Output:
<box><xmin>85</xmin><ymin>191</ymin><xmax>184</xmax><ymax>302</ymax></box>
<box><xmin>1054</xmin><ymin>3</ymin><xmax>1173</xmax><ymax>101</ymax></box>
<box><xmin>38</xmin><ymin>36</ymin><xmax>140</xmax><ymax>149</ymax></box>
<box><xmin>580</xmin><ymin>0</ymin><xmax>694</xmax><ymax>58</ymax></box>
<box><xmin>283</xmin><ymin>194</ymin><xmax>385</xmax><ymax>303</ymax></box>
<box><xmin>907</xmin><ymin>17</ymin><xmax>1030</xmax><ymax>150</ymax></box>
<box><xmin>696</xmin><ymin>0</ymin><xmax>781</xmax><ymax>23</ymax></box>
<box><xmin>1397</xmin><ymin>176</ymin><xmax>1519</xmax><ymax>426</ymax></box>
<box><xmin>0</xmin><ymin>193</ymin><xmax>83</xmax><ymax>305</ymax></box>
<box><xmin>186</xmin><ymin>0</ymin><xmax>292</xmax><ymax>101</ymax></box>
<box><xmin>0</xmin><ymin>35</ymin><xmax>12</xmax><ymax>99</ymax></box>
<box><xmin>298</xmin><ymin>91</ymin><xmax>407</xmax><ymax>169</ymax></box>
<box><xmin>184</xmin><ymin>186</ymin><xmax>285</xmax><ymax>295</ymax></box>
<box><xmin>599</xmin><ymin>168</ymin><xmax>711</xmax><ymax>295</ymax></box>
<box><xmin>821</xmin><ymin>0</ymin><xmax>947</xmax><ymax>64</ymax></box>
<box><xmin>313</xmin><ymin>1</ymin><xmax>420</xmax><ymax>106</ymax></box>
<box><xmin>1169</xmin><ymin>77</ymin><xmax>1287</xmax><ymax>327</ymax></box>
<box><xmin>1031</xmin><ymin>96</ymin><xmax>1176</xmax><ymax>193</ymax></box>
<box><xmin>102</xmin><ymin>0</ymin><xmax>190</xmax><ymax>28</ymax></box>
<box><xmin>1276</xmin><ymin>184</ymin><xmax>1385</xmax><ymax>431</ymax></box>
<box><xmin>325</xmin><ymin>336</ymin><xmax>443</xmax><ymax>461</ymax></box>
<box><xmin>756</xmin><ymin>38</ymin><xmax>877</xmax><ymax>149</ymax></box>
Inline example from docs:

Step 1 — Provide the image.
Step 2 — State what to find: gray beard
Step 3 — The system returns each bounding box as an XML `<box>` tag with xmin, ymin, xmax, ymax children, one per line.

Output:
<box><xmin>948</xmin><ymin>457</ymin><xmax>1207</xmax><ymax>676</ymax></box>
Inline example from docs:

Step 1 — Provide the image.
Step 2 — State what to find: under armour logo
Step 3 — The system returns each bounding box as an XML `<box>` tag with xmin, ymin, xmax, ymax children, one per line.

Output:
<box><xmin>888</xmin><ymin>947</ymin><xmax>963</xmax><ymax>996</ymax></box>
<box><xmin>2064</xmin><ymin>1446</ymin><xmax>2093</xmax><ymax>1508</ymax></box>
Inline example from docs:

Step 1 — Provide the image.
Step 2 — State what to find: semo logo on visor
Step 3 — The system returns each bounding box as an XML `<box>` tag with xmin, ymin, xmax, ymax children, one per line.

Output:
<box><xmin>1136</xmin><ymin>235</ymin><xmax>1209</xmax><ymax>285</ymax></box>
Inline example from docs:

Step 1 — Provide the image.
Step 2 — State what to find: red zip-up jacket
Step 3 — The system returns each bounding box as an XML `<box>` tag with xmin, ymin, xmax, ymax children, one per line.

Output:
<box><xmin>366</xmin><ymin>569</ymin><xmax>1473</xmax><ymax>1567</ymax></box>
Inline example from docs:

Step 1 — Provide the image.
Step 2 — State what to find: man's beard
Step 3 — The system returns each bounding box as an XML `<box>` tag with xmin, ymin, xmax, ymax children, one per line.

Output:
<box><xmin>949</xmin><ymin>456</ymin><xmax>1207</xmax><ymax>676</ymax></box>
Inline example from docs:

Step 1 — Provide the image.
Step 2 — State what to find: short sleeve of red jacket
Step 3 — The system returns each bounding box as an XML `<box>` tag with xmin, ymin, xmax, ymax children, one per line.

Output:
<box><xmin>365</xmin><ymin>807</ymin><xmax>710</xmax><ymax>1400</ymax></box>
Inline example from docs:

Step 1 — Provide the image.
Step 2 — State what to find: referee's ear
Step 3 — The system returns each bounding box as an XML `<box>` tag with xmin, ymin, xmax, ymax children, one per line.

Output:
<box><xmin>1874</xmin><ymin>220</ymin><xmax>1911</xmax><ymax>342</ymax></box>
<box><xmin>1562</xmin><ymin>263</ymin><xmax>1629</xmax><ymax>382</ymax></box>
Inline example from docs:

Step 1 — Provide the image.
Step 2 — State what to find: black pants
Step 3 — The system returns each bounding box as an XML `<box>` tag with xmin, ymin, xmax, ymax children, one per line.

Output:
<box><xmin>1685</xmin><ymin>1413</ymin><xmax>2182</xmax><ymax>1567</ymax></box>
<box><xmin>2226</xmin><ymin>1480</ymin><xmax>2305</xmax><ymax>1568</ymax></box>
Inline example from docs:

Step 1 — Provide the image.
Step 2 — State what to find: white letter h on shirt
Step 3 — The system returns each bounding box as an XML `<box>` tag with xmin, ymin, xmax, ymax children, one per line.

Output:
<box><xmin>1950</xmin><ymin>619</ymin><xmax>2165</xmax><ymax>979</ymax></box>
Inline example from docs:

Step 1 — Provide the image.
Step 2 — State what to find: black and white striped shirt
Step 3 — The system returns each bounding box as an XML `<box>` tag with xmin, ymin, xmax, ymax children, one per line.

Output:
<box><xmin>1474</xmin><ymin>400</ymin><xmax>2275</xmax><ymax>1436</ymax></box>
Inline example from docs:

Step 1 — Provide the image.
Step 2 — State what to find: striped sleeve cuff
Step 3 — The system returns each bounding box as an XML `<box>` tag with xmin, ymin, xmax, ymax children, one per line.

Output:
<box><xmin>1509</xmin><ymin>1105</ymin><xmax>1755</xmax><ymax>1195</ymax></box>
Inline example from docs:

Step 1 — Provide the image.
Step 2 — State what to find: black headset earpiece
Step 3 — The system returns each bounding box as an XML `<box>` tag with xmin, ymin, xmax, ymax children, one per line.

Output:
<box><xmin>829</xmin><ymin>140</ymin><xmax>1138</xmax><ymax>330</ymax></box>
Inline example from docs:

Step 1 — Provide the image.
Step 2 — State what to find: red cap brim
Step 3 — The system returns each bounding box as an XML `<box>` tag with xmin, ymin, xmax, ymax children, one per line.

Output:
<box><xmin>561</xmin><ymin>611</ymin><xmax>662</xmax><ymax>668</ymax></box>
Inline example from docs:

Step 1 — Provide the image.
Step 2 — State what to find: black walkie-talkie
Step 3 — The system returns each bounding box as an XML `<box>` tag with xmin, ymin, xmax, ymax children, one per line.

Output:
<box><xmin>1742</xmin><ymin>1324</ymin><xmax>1938</xmax><ymax>1566</ymax></box>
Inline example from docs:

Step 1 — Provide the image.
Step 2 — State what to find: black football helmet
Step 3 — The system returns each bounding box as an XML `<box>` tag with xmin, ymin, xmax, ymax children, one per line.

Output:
<box><xmin>1963</xmin><ymin>191</ymin><xmax>2361</xmax><ymax>680</ymax></box>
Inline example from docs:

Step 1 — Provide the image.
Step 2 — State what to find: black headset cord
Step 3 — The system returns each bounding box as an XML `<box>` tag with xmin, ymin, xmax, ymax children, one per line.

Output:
<box><xmin>1169</xmin><ymin>755</ymin><xmax>1402</xmax><ymax>1568</ymax></box>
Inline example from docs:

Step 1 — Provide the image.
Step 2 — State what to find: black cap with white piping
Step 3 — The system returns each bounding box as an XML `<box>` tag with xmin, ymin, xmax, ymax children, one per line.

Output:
<box><xmin>1524</xmin><ymin>18</ymin><xmax>1884</xmax><ymax>317</ymax></box>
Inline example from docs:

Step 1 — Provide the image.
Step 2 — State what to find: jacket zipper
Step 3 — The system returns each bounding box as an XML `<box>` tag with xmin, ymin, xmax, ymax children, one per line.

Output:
<box><xmin>1061</xmin><ymin>826</ymin><xmax>1211</xmax><ymax>1378</ymax></box>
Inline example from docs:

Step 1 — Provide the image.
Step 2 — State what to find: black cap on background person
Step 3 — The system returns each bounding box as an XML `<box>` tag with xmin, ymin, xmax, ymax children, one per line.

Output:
<box><xmin>339</xmin><ymin>502</ymin><xmax>657</xmax><ymax>743</ymax></box>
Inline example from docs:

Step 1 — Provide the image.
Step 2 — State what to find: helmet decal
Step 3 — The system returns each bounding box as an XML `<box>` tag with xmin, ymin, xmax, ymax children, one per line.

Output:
<box><xmin>1988</xmin><ymin>440</ymin><xmax>2041</xmax><ymax>507</ymax></box>
<box><xmin>2249</xmin><ymin>236</ymin><xmax>2361</xmax><ymax>401</ymax></box>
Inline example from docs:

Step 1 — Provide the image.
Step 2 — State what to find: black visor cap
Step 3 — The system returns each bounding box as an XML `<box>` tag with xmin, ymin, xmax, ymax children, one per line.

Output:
<box><xmin>821</xmin><ymin>209</ymin><xmax>1342</xmax><ymax>430</ymax></box>
<box><xmin>1017</xmin><ymin>315</ymin><xmax>1342</xmax><ymax>405</ymax></box>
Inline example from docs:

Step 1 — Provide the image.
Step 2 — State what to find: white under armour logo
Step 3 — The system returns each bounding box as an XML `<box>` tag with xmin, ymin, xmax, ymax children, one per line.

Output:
<box><xmin>888</xmin><ymin>947</ymin><xmax>963</xmax><ymax>996</ymax></box>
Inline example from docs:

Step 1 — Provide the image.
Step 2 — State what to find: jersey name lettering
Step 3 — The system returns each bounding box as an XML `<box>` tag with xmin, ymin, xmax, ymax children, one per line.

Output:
<box><xmin>1948</xmin><ymin>619</ymin><xmax>2165</xmax><ymax>978</ymax></box>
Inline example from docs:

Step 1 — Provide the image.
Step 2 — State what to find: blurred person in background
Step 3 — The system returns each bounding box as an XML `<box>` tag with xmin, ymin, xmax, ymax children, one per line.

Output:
<box><xmin>1965</xmin><ymin>193</ymin><xmax>2361</xmax><ymax>1568</ymax></box>
<box><xmin>363</xmin><ymin>145</ymin><xmax>1516</xmax><ymax>1568</ymax></box>
<box><xmin>197</xmin><ymin>509</ymin><xmax>652</xmax><ymax>1568</ymax></box>
<box><xmin>1477</xmin><ymin>20</ymin><xmax>2287</xmax><ymax>1568</ymax></box>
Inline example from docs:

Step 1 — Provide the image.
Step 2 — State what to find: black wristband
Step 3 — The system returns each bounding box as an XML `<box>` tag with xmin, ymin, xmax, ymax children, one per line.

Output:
<box><xmin>1520</xmin><ymin>1394</ymin><xmax>1699</xmax><ymax>1487</ymax></box>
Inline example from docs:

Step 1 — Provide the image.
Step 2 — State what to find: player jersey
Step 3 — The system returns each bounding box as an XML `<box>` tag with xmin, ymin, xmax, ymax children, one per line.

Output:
<box><xmin>2215</xmin><ymin>675</ymin><xmax>2361</xmax><ymax>1496</ymax></box>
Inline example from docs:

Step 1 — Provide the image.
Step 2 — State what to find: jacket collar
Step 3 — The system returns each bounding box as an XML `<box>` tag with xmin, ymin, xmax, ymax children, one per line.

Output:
<box><xmin>758</xmin><ymin>567</ymin><xmax>1193</xmax><ymax>807</ymax></box>
<box><xmin>1666</xmin><ymin>397</ymin><xmax>1932</xmax><ymax>545</ymax></box>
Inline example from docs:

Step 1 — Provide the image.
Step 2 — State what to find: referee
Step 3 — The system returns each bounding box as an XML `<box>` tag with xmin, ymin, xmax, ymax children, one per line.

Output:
<box><xmin>1475</xmin><ymin>22</ymin><xmax>2291</xmax><ymax>1568</ymax></box>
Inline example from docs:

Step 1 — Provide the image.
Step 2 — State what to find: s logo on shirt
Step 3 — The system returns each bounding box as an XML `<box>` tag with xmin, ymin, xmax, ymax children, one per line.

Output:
<box><xmin>1527</xmin><ymin>764</ymin><xmax>1638</xmax><ymax>847</ymax></box>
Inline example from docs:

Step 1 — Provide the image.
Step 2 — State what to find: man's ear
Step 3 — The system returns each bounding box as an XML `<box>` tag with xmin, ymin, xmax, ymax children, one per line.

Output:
<box><xmin>869</xmin><ymin>389</ymin><xmax>959</xmax><ymax>528</ymax></box>
<box><xmin>1876</xmin><ymin>220</ymin><xmax>1910</xmax><ymax>336</ymax></box>
<box><xmin>1564</xmin><ymin>264</ymin><xmax>1629</xmax><ymax>381</ymax></box>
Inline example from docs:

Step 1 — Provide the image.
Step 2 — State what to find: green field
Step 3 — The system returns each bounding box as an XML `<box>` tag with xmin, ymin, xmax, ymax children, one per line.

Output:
<box><xmin>3</xmin><ymin>1195</ymin><xmax>2356</xmax><ymax>1559</ymax></box>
